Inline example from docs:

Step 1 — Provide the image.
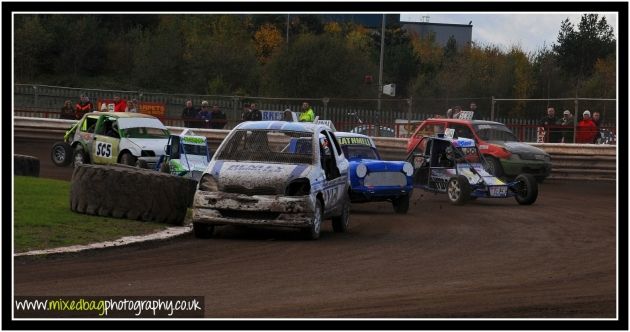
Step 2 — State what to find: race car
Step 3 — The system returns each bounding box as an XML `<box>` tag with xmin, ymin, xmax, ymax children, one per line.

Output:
<box><xmin>335</xmin><ymin>132</ymin><xmax>414</xmax><ymax>214</ymax></box>
<box><xmin>407</xmin><ymin>118</ymin><xmax>552</xmax><ymax>182</ymax></box>
<box><xmin>51</xmin><ymin>112</ymin><xmax>170</xmax><ymax>169</ymax></box>
<box><xmin>155</xmin><ymin>129</ymin><xmax>212</xmax><ymax>181</ymax></box>
<box><xmin>191</xmin><ymin>121</ymin><xmax>351</xmax><ymax>240</ymax></box>
<box><xmin>407</xmin><ymin>134</ymin><xmax>538</xmax><ymax>205</ymax></box>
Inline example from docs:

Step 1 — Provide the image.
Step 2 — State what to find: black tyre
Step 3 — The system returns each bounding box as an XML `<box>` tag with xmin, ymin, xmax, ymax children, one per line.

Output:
<box><xmin>304</xmin><ymin>200</ymin><xmax>323</xmax><ymax>240</ymax></box>
<box><xmin>392</xmin><ymin>194</ymin><xmax>410</xmax><ymax>214</ymax></box>
<box><xmin>51</xmin><ymin>142</ymin><xmax>73</xmax><ymax>167</ymax></box>
<box><xmin>73</xmin><ymin>145</ymin><xmax>89</xmax><ymax>167</ymax></box>
<box><xmin>514</xmin><ymin>174</ymin><xmax>538</xmax><ymax>205</ymax></box>
<box><xmin>70</xmin><ymin>164</ymin><xmax>197</xmax><ymax>225</ymax></box>
<box><xmin>332</xmin><ymin>196</ymin><xmax>350</xmax><ymax>232</ymax></box>
<box><xmin>14</xmin><ymin>154</ymin><xmax>40</xmax><ymax>177</ymax></box>
<box><xmin>447</xmin><ymin>175</ymin><xmax>470</xmax><ymax>206</ymax></box>
<box><xmin>193</xmin><ymin>222</ymin><xmax>215</xmax><ymax>238</ymax></box>
<box><xmin>484</xmin><ymin>155</ymin><xmax>504</xmax><ymax>177</ymax></box>
<box><xmin>120</xmin><ymin>152</ymin><xmax>136</xmax><ymax>166</ymax></box>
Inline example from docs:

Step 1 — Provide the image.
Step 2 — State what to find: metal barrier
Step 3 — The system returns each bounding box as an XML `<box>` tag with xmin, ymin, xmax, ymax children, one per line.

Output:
<box><xmin>13</xmin><ymin>117</ymin><xmax>617</xmax><ymax>181</ymax></box>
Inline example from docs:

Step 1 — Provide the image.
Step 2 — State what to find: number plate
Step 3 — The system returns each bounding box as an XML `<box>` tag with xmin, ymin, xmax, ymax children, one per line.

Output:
<box><xmin>489</xmin><ymin>186</ymin><xmax>507</xmax><ymax>197</ymax></box>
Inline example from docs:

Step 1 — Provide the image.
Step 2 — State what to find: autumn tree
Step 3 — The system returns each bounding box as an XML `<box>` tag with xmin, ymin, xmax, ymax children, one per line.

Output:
<box><xmin>254</xmin><ymin>23</ymin><xmax>284</xmax><ymax>64</ymax></box>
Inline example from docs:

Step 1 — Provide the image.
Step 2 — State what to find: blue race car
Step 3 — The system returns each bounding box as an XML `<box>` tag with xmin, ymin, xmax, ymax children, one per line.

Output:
<box><xmin>335</xmin><ymin>132</ymin><xmax>414</xmax><ymax>214</ymax></box>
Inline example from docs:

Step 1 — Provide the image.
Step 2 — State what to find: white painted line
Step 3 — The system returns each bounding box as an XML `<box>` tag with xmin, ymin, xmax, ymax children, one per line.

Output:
<box><xmin>14</xmin><ymin>225</ymin><xmax>192</xmax><ymax>257</ymax></box>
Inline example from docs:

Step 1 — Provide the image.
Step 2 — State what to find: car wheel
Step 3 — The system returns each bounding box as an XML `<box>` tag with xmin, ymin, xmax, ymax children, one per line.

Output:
<box><xmin>51</xmin><ymin>142</ymin><xmax>73</xmax><ymax>167</ymax></box>
<box><xmin>514</xmin><ymin>174</ymin><xmax>538</xmax><ymax>205</ymax></box>
<box><xmin>332</xmin><ymin>196</ymin><xmax>350</xmax><ymax>232</ymax></box>
<box><xmin>193</xmin><ymin>222</ymin><xmax>215</xmax><ymax>239</ymax></box>
<box><xmin>392</xmin><ymin>194</ymin><xmax>410</xmax><ymax>214</ymax></box>
<box><xmin>447</xmin><ymin>175</ymin><xmax>470</xmax><ymax>205</ymax></box>
<box><xmin>73</xmin><ymin>145</ymin><xmax>88</xmax><ymax>167</ymax></box>
<box><xmin>120</xmin><ymin>152</ymin><xmax>136</xmax><ymax>166</ymax></box>
<box><xmin>484</xmin><ymin>156</ymin><xmax>503</xmax><ymax>177</ymax></box>
<box><xmin>304</xmin><ymin>199</ymin><xmax>323</xmax><ymax>240</ymax></box>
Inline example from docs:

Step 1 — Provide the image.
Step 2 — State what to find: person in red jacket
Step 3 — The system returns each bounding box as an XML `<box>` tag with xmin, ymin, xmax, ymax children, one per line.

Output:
<box><xmin>576</xmin><ymin>110</ymin><xmax>598</xmax><ymax>143</ymax></box>
<box><xmin>113</xmin><ymin>95</ymin><xmax>127</xmax><ymax>112</ymax></box>
<box><xmin>74</xmin><ymin>95</ymin><xmax>93</xmax><ymax>119</ymax></box>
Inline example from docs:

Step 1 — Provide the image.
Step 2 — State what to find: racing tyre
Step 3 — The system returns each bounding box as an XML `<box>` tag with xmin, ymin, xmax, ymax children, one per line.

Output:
<box><xmin>120</xmin><ymin>152</ymin><xmax>136</xmax><ymax>166</ymax></box>
<box><xmin>72</xmin><ymin>145</ymin><xmax>89</xmax><ymax>167</ymax></box>
<box><xmin>70</xmin><ymin>164</ymin><xmax>197</xmax><ymax>225</ymax></box>
<box><xmin>447</xmin><ymin>175</ymin><xmax>470</xmax><ymax>206</ymax></box>
<box><xmin>514</xmin><ymin>174</ymin><xmax>538</xmax><ymax>205</ymax></box>
<box><xmin>332</xmin><ymin>196</ymin><xmax>350</xmax><ymax>232</ymax></box>
<box><xmin>392</xmin><ymin>194</ymin><xmax>410</xmax><ymax>214</ymax></box>
<box><xmin>51</xmin><ymin>142</ymin><xmax>73</xmax><ymax>167</ymax></box>
<box><xmin>14</xmin><ymin>154</ymin><xmax>40</xmax><ymax>177</ymax></box>
<box><xmin>304</xmin><ymin>200</ymin><xmax>323</xmax><ymax>240</ymax></box>
<box><xmin>484</xmin><ymin>156</ymin><xmax>503</xmax><ymax>177</ymax></box>
<box><xmin>193</xmin><ymin>222</ymin><xmax>215</xmax><ymax>239</ymax></box>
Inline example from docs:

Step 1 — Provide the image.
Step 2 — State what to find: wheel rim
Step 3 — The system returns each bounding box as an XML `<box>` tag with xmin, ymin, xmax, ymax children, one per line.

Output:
<box><xmin>53</xmin><ymin>147</ymin><xmax>65</xmax><ymax>163</ymax></box>
<box><xmin>485</xmin><ymin>159</ymin><xmax>495</xmax><ymax>174</ymax></box>
<box><xmin>313</xmin><ymin>204</ymin><xmax>322</xmax><ymax>234</ymax></box>
<box><xmin>448</xmin><ymin>179</ymin><xmax>460</xmax><ymax>201</ymax></box>
<box><xmin>74</xmin><ymin>152</ymin><xmax>84</xmax><ymax>166</ymax></box>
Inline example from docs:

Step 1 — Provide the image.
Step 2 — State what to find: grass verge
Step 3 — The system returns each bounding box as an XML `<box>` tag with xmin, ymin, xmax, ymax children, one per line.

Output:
<box><xmin>14</xmin><ymin>176</ymin><xmax>170</xmax><ymax>253</ymax></box>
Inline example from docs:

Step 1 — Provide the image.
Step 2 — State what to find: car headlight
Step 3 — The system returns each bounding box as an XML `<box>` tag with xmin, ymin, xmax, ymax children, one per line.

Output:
<box><xmin>356</xmin><ymin>163</ymin><xmax>368</xmax><ymax>178</ymax></box>
<box><xmin>403</xmin><ymin>162</ymin><xmax>414</xmax><ymax>177</ymax></box>
<box><xmin>198</xmin><ymin>173</ymin><xmax>218</xmax><ymax>191</ymax></box>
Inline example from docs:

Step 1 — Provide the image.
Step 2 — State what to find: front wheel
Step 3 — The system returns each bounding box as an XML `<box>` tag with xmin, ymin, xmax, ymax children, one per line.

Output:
<box><xmin>51</xmin><ymin>142</ymin><xmax>73</xmax><ymax>167</ymax></box>
<box><xmin>447</xmin><ymin>175</ymin><xmax>470</xmax><ymax>205</ymax></box>
<box><xmin>304</xmin><ymin>200</ymin><xmax>323</xmax><ymax>240</ymax></box>
<box><xmin>392</xmin><ymin>194</ymin><xmax>410</xmax><ymax>214</ymax></box>
<box><xmin>73</xmin><ymin>145</ymin><xmax>88</xmax><ymax>167</ymax></box>
<box><xmin>332</xmin><ymin>197</ymin><xmax>350</xmax><ymax>232</ymax></box>
<box><xmin>120</xmin><ymin>152</ymin><xmax>136</xmax><ymax>166</ymax></box>
<box><xmin>514</xmin><ymin>174</ymin><xmax>538</xmax><ymax>205</ymax></box>
<box><xmin>484</xmin><ymin>156</ymin><xmax>504</xmax><ymax>177</ymax></box>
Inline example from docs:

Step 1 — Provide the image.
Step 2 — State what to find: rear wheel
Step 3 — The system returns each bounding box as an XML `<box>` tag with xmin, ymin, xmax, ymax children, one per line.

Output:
<box><xmin>514</xmin><ymin>174</ymin><xmax>538</xmax><ymax>205</ymax></box>
<box><xmin>51</xmin><ymin>142</ymin><xmax>73</xmax><ymax>167</ymax></box>
<box><xmin>447</xmin><ymin>175</ymin><xmax>470</xmax><ymax>205</ymax></box>
<box><xmin>193</xmin><ymin>222</ymin><xmax>215</xmax><ymax>238</ymax></box>
<box><xmin>392</xmin><ymin>194</ymin><xmax>410</xmax><ymax>214</ymax></box>
<box><xmin>332</xmin><ymin>197</ymin><xmax>350</xmax><ymax>232</ymax></box>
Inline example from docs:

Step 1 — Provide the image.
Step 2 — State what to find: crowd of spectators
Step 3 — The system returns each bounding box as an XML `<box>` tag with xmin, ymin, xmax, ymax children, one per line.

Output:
<box><xmin>538</xmin><ymin>107</ymin><xmax>602</xmax><ymax>143</ymax></box>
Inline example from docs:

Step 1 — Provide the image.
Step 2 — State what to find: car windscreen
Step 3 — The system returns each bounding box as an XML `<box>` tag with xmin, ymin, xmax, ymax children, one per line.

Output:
<box><xmin>341</xmin><ymin>145</ymin><xmax>379</xmax><ymax>160</ymax></box>
<box><xmin>216</xmin><ymin>130</ymin><xmax>313</xmax><ymax>164</ymax></box>
<box><xmin>474</xmin><ymin>124</ymin><xmax>518</xmax><ymax>141</ymax></box>
<box><xmin>121</xmin><ymin>127</ymin><xmax>169</xmax><ymax>139</ymax></box>
<box><xmin>183</xmin><ymin>143</ymin><xmax>207</xmax><ymax>156</ymax></box>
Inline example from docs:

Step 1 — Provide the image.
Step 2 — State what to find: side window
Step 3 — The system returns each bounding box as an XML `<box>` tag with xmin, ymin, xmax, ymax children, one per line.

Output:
<box><xmin>451</xmin><ymin>124</ymin><xmax>474</xmax><ymax>140</ymax></box>
<box><xmin>85</xmin><ymin>118</ymin><xmax>97</xmax><ymax>133</ymax></box>
<box><xmin>327</xmin><ymin>131</ymin><xmax>343</xmax><ymax>157</ymax></box>
<box><xmin>171</xmin><ymin>136</ymin><xmax>181</xmax><ymax>159</ymax></box>
<box><xmin>415</xmin><ymin>122</ymin><xmax>445</xmax><ymax>137</ymax></box>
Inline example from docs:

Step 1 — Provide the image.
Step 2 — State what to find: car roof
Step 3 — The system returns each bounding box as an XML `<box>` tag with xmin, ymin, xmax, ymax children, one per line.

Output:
<box><xmin>235</xmin><ymin>121</ymin><xmax>331</xmax><ymax>133</ymax></box>
<box><xmin>83</xmin><ymin>112</ymin><xmax>157</xmax><ymax>119</ymax></box>
<box><xmin>424</xmin><ymin>118</ymin><xmax>504</xmax><ymax>126</ymax></box>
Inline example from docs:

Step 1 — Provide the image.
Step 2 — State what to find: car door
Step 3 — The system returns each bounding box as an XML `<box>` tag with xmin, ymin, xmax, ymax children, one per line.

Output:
<box><xmin>91</xmin><ymin>118</ymin><xmax>120</xmax><ymax>165</ymax></box>
<box><xmin>317</xmin><ymin>130</ymin><xmax>346</xmax><ymax>215</ymax></box>
<box><xmin>407</xmin><ymin>137</ymin><xmax>431</xmax><ymax>187</ymax></box>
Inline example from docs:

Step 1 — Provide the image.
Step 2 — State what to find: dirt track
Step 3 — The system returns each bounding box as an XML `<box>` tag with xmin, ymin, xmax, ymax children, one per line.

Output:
<box><xmin>13</xmin><ymin>138</ymin><xmax>617</xmax><ymax>318</ymax></box>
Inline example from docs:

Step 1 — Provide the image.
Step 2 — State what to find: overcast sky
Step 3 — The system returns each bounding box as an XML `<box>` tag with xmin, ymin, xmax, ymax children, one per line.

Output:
<box><xmin>399</xmin><ymin>12</ymin><xmax>618</xmax><ymax>54</ymax></box>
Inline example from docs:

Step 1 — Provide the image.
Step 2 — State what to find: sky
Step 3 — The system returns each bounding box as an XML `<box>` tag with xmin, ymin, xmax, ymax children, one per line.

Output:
<box><xmin>399</xmin><ymin>12</ymin><xmax>618</xmax><ymax>54</ymax></box>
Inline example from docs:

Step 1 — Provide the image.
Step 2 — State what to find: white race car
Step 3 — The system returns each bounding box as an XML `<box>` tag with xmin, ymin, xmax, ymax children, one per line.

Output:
<box><xmin>192</xmin><ymin>121</ymin><xmax>351</xmax><ymax>240</ymax></box>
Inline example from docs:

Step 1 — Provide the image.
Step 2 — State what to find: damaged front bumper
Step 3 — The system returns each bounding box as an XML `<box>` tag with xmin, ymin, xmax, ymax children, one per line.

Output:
<box><xmin>192</xmin><ymin>191</ymin><xmax>315</xmax><ymax>228</ymax></box>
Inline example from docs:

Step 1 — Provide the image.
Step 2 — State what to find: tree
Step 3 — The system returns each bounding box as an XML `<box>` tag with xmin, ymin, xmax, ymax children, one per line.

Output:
<box><xmin>253</xmin><ymin>23</ymin><xmax>284</xmax><ymax>64</ymax></box>
<box><xmin>14</xmin><ymin>15</ymin><xmax>52</xmax><ymax>81</ymax></box>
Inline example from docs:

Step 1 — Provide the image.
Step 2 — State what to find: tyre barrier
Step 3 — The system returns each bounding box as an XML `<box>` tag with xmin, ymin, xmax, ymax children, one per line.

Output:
<box><xmin>14</xmin><ymin>154</ymin><xmax>40</xmax><ymax>177</ymax></box>
<box><xmin>70</xmin><ymin>164</ymin><xmax>198</xmax><ymax>225</ymax></box>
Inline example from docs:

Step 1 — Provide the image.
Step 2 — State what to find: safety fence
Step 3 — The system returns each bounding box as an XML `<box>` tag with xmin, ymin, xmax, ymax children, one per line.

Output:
<box><xmin>13</xmin><ymin>117</ymin><xmax>617</xmax><ymax>181</ymax></box>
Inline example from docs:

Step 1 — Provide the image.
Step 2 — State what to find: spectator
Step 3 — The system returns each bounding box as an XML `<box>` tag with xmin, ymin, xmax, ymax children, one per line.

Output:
<box><xmin>60</xmin><ymin>100</ymin><xmax>75</xmax><ymax>119</ymax></box>
<box><xmin>576</xmin><ymin>110</ymin><xmax>598</xmax><ymax>143</ymax></box>
<box><xmin>468</xmin><ymin>102</ymin><xmax>477</xmax><ymax>119</ymax></box>
<box><xmin>197</xmin><ymin>101</ymin><xmax>211</xmax><ymax>128</ymax></box>
<box><xmin>445</xmin><ymin>108</ymin><xmax>453</xmax><ymax>119</ymax></box>
<box><xmin>283</xmin><ymin>109</ymin><xmax>294</xmax><ymax>121</ymax></box>
<box><xmin>560</xmin><ymin>110</ymin><xmax>574</xmax><ymax>143</ymax></box>
<box><xmin>241</xmin><ymin>103</ymin><xmax>252</xmax><ymax>121</ymax></box>
<box><xmin>249</xmin><ymin>102</ymin><xmax>262</xmax><ymax>121</ymax></box>
<box><xmin>113</xmin><ymin>95</ymin><xmax>127</xmax><ymax>112</ymax></box>
<box><xmin>126</xmin><ymin>99</ymin><xmax>138</xmax><ymax>113</ymax></box>
<box><xmin>100</xmin><ymin>102</ymin><xmax>108</xmax><ymax>112</ymax></box>
<box><xmin>299</xmin><ymin>102</ymin><xmax>315</xmax><ymax>122</ymax></box>
<box><xmin>591</xmin><ymin>111</ymin><xmax>601</xmax><ymax>143</ymax></box>
<box><xmin>181</xmin><ymin>100</ymin><xmax>199</xmax><ymax>128</ymax></box>
<box><xmin>74</xmin><ymin>95</ymin><xmax>93</xmax><ymax>119</ymax></box>
<box><xmin>209</xmin><ymin>104</ymin><xmax>227</xmax><ymax>129</ymax></box>
<box><xmin>539</xmin><ymin>107</ymin><xmax>561</xmax><ymax>143</ymax></box>
<box><xmin>451</xmin><ymin>105</ymin><xmax>463</xmax><ymax>119</ymax></box>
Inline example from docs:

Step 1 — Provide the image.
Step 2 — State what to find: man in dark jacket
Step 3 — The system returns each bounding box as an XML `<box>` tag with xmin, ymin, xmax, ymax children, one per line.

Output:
<box><xmin>181</xmin><ymin>100</ymin><xmax>199</xmax><ymax>128</ymax></box>
<box><xmin>248</xmin><ymin>102</ymin><xmax>262</xmax><ymax>121</ymax></box>
<box><xmin>209</xmin><ymin>104</ymin><xmax>227</xmax><ymax>129</ymax></box>
<box><xmin>539</xmin><ymin>107</ymin><xmax>561</xmax><ymax>143</ymax></box>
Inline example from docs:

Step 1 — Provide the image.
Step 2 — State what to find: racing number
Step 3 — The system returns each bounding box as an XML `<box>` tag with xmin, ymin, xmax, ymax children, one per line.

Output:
<box><xmin>95</xmin><ymin>142</ymin><xmax>112</xmax><ymax>158</ymax></box>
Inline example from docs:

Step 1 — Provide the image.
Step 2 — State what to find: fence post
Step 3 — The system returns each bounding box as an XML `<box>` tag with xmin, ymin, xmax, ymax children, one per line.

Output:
<box><xmin>490</xmin><ymin>96</ymin><xmax>495</xmax><ymax>121</ymax></box>
<box><xmin>573</xmin><ymin>97</ymin><xmax>578</xmax><ymax>143</ymax></box>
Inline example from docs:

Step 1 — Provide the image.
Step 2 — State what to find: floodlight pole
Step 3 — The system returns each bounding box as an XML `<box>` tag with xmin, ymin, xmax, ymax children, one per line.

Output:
<box><xmin>377</xmin><ymin>14</ymin><xmax>385</xmax><ymax>113</ymax></box>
